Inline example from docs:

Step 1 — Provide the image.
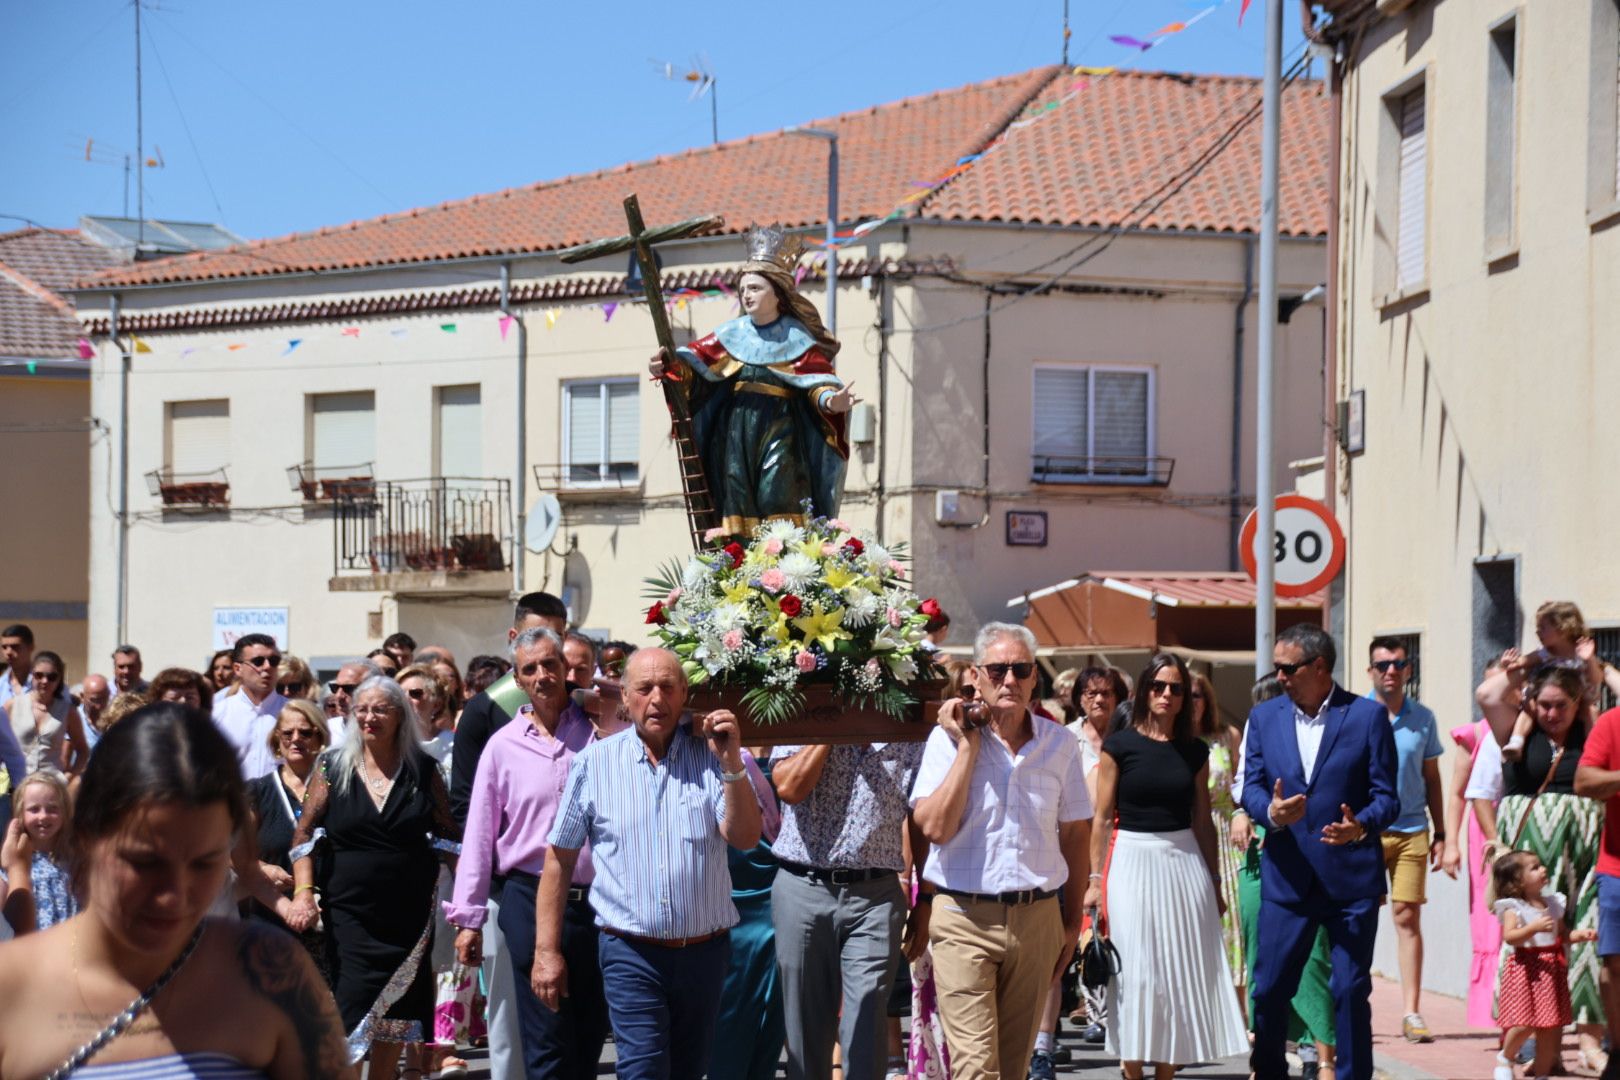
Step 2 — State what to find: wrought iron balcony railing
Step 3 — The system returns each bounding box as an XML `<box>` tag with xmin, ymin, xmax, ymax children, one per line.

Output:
<box><xmin>333</xmin><ymin>477</ymin><xmax>511</xmax><ymax>575</ymax></box>
<box><xmin>1030</xmin><ymin>454</ymin><xmax>1175</xmax><ymax>486</ymax></box>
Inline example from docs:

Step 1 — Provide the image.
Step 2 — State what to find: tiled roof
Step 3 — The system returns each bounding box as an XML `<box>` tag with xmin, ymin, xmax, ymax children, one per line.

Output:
<box><xmin>1084</xmin><ymin>572</ymin><xmax>1324</xmax><ymax>608</ymax></box>
<box><xmin>86</xmin><ymin>66</ymin><xmax>1329</xmax><ymax>290</ymax></box>
<box><xmin>924</xmin><ymin>71</ymin><xmax>1330</xmax><ymax>238</ymax></box>
<box><xmin>0</xmin><ymin>230</ymin><xmax>119</xmax><ymax>357</ymax></box>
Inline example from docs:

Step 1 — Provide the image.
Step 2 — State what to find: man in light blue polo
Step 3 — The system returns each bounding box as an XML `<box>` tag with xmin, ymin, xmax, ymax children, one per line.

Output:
<box><xmin>1368</xmin><ymin>636</ymin><xmax>1448</xmax><ymax>1043</ymax></box>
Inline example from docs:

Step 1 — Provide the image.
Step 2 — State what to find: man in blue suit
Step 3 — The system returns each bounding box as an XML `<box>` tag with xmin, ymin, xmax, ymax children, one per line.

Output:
<box><xmin>1243</xmin><ymin>623</ymin><xmax>1399</xmax><ymax>1080</ymax></box>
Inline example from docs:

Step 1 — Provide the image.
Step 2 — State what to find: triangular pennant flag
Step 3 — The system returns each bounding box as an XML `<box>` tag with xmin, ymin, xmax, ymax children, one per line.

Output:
<box><xmin>499</xmin><ymin>315</ymin><xmax>514</xmax><ymax>340</ymax></box>
<box><xmin>1239</xmin><ymin>0</ymin><xmax>1253</xmax><ymax>25</ymax></box>
<box><xmin>181</xmin><ymin>347</ymin><xmax>197</xmax><ymax>358</ymax></box>
<box><xmin>76</xmin><ymin>338</ymin><xmax>94</xmax><ymax>360</ymax></box>
<box><xmin>601</xmin><ymin>302</ymin><xmax>618</xmax><ymax>323</ymax></box>
<box><xmin>439</xmin><ymin>323</ymin><xmax>457</xmax><ymax>333</ymax></box>
<box><xmin>544</xmin><ymin>309</ymin><xmax>559</xmax><ymax>330</ymax></box>
<box><xmin>133</xmin><ymin>337</ymin><xmax>152</xmax><ymax>353</ymax></box>
<box><xmin>390</xmin><ymin>329</ymin><xmax>409</xmax><ymax>339</ymax></box>
<box><xmin>282</xmin><ymin>339</ymin><xmax>302</xmax><ymax>356</ymax></box>
<box><xmin>227</xmin><ymin>343</ymin><xmax>246</xmax><ymax>351</ymax></box>
<box><xmin>341</xmin><ymin>327</ymin><xmax>360</xmax><ymax>338</ymax></box>
<box><xmin>25</xmin><ymin>361</ymin><xmax>36</xmax><ymax>374</ymax></box>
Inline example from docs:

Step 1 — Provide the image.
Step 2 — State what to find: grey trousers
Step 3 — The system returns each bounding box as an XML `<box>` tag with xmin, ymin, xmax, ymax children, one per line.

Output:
<box><xmin>772</xmin><ymin>868</ymin><xmax>907</xmax><ymax>1080</ymax></box>
<box><xmin>481</xmin><ymin>891</ymin><xmax>523</xmax><ymax>1080</ymax></box>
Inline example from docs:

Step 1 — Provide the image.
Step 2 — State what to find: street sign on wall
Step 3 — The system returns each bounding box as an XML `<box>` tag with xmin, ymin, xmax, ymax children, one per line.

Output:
<box><xmin>212</xmin><ymin>607</ymin><xmax>289</xmax><ymax>651</ymax></box>
<box><xmin>1239</xmin><ymin>494</ymin><xmax>1345</xmax><ymax>598</ymax></box>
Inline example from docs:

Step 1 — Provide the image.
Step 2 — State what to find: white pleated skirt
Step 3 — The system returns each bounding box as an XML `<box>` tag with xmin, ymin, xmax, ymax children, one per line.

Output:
<box><xmin>1103</xmin><ymin>828</ymin><xmax>1250</xmax><ymax>1065</ymax></box>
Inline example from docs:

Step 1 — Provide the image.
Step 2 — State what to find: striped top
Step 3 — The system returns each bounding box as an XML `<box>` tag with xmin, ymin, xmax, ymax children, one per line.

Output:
<box><xmin>549</xmin><ymin>722</ymin><xmax>738</xmax><ymax>939</ymax></box>
<box><xmin>72</xmin><ymin>1053</ymin><xmax>269</xmax><ymax>1078</ymax></box>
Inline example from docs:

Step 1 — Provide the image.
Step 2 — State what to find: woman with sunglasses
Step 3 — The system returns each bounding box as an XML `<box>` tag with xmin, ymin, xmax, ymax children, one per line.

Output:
<box><xmin>275</xmin><ymin>656</ymin><xmax>320</xmax><ymax>703</ymax></box>
<box><xmin>4</xmin><ymin>650</ymin><xmax>89</xmax><ymax>780</ymax></box>
<box><xmin>245</xmin><ymin>700</ymin><xmax>332</xmax><ymax>971</ymax></box>
<box><xmin>1084</xmin><ymin>653</ymin><xmax>1247</xmax><ymax>1080</ymax></box>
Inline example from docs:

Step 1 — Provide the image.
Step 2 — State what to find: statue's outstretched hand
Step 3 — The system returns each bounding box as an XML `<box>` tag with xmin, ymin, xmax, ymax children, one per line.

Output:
<box><xmin>825</xmin><ymin>380</ymin><xmax>859</xmax><ymax>413</ymax></box>
<box><xmin>648</xmin><ymin>348</ymin><xmax>672</xmax><ymax>378</ymax></box>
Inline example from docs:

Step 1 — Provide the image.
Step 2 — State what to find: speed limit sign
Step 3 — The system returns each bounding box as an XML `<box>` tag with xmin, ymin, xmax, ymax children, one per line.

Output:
<box><xmin>1239</xmin><ymin>494</ymin><xmax>1345</xmax><ymax>598</ymax></box>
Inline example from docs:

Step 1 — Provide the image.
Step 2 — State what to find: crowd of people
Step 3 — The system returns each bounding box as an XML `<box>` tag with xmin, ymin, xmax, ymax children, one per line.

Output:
<box><xmin>0</xmin><ymin>593</ymin><xmax>1617</xmax><ymax>1080</ymax></box>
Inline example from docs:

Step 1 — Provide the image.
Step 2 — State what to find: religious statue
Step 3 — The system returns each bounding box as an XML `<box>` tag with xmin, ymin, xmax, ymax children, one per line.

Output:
<box><xmin>650</xmin><ymin>226</ymin><xmax>859</xmax><ymax>536</ymax></box>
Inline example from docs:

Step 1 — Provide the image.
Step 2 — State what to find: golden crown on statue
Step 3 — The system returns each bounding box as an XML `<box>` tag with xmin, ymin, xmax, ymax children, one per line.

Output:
<box><xmin>743</xmin><ymin>224</ymin><xmax>805</xmax><ymax>273</ymax></box>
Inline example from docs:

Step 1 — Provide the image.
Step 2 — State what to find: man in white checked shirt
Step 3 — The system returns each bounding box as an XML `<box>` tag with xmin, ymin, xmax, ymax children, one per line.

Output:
<box><xmin>534</xmin><ymin>646</ymin><xmax>762</xmax><ymax>1080</ymax></box>
<box><xmin>912</xmin><ymin>622</ymin><xmax>1093</xmax><ymax>1080</ymax></box>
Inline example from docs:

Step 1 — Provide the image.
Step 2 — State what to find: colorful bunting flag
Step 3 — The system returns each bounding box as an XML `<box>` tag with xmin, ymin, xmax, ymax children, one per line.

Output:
<box><xmin>341</xmin><ymin>327</ymin><xmax>360</xmax><ymax>338</ymax></box>
<box><xmin>25</xmin><ymin>361</ymin><xmax>36</xmax><ymax>374</ymax></box>
<box><xmin>76</xmin><ymin>338</ymin><xmax>94</xmax><ymax>360</ymax></box>
<box><xmin>499</xmin><ymin>315</ymin><xmax>514</xmax><ymax>340</ymax></box>
<box><xmin>134</xmin><ymin>338</ymin><xmax>152</xmax><ymax>354</ymax></box>
<box><xmin>282</xmin><ymin>339</ymin><xmax>302</xmax><ymax>356</ymax></box>
<box><xmin>545</xmin><ymin>309</ymin><xmax>559</xmax><ymax>329</ymax></box>
<box><xmin>1109</xmin><ymin>34</ymin><xmax>1154</xmax><ymax>50</ymax></box>
<box><xmin>228</xmin><ymin>344</ymin><xmax>246</xmax><ymax>351</ymax></box>
<box><xmin>439</xmin><ymin>323</ymin><xmax>457</xmax><ymax>333</ymax></box>
<box><xmin>390</xmin><ymin>329</ymin><xmax>409</xmax><ymax>339</ymax></box>
<box><xmin>1239</xmin><ymin>0</ymin><xmax>1253</xmax><ymax>25</ymax></box>
<box><xmin>602</xmin><ymin>302</ymin><xmax>618</xmax><ymax>323</ymax></box>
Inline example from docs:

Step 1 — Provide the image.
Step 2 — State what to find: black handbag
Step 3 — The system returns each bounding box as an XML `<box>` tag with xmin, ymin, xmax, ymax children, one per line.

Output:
<box><xmin>1079</xmin><ymin>907</ymin><xmax>1122</xmax><ymax>990</ymax></box>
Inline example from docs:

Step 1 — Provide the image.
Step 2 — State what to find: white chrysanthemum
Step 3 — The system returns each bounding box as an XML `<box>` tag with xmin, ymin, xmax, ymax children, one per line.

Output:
<box><xmin>841</xmin><ymin>588</ymin><xmax>882</xmax><ymax>628</ymax></box>
<box><xmin>709</xmin><ymin>602</ymin><xmax>748</xmax><ymax>633</ymax></box>
<box><xmin>861</xmin><ymin>541</ymin><xmax>892</xmax><ymax>573</ymax></box>
<box><xmin>682</xmin><ymin>556</ymin><xmax>715</xmax><ymax>593</ymax></box>
<box><xmin>762</xmin><ymin>520</ymin><xmax>807</xmax><ymax>546</ymax></box>
<box><xmin>778</xmin><ymin>551</ymin><xmax>819</xmax><ymax>592</ymax></box>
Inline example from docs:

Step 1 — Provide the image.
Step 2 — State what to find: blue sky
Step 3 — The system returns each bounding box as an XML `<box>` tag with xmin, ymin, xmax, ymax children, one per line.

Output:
<box><xmin>1</xmin><ymin>0</ymin><xmax>1308</xmax><ymax>241</ymax></box>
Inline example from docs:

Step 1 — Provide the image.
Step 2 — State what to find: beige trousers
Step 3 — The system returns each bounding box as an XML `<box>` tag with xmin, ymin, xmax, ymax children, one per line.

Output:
<box><xmin>928</xmin><ymin>894</ymin><xmax>1064</xmax><ymax>1080</ymax></box>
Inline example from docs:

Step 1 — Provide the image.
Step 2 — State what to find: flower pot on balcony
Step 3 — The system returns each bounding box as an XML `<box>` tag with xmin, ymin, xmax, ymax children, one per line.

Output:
<box><xmin>685</xmin><ymin>679</ymin><xmax>943</xmax><ymax>746</ymax></box>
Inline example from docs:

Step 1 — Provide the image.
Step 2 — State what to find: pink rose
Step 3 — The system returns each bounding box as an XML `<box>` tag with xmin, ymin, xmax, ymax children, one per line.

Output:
<box><xmin>723</xmin><ymin>629</ymin><xmax>745</xmax><ymax>651</ymax></box>
<box><xmin>889</xmin><ymin>560</ymin><xmax>906</xmax><ymax>578</ymax></box>
<box><xmin>704</xmin><ymin>526</ymin><xmax>729</xmax><ymax>543</ymax></box>
<box><xmin>795</xmin><ymin>650</ymin><xmax>818</xmax><ymax>673</ymax></box>
<box><xmin>759</xmin><ymin>568</ymin><xmax>786</xmax><ymax>594</ymax></box>
<box><xmin>828</xmin><ymin>518</ymin><xmax>852</xmax><ymax>531</ymax></box>
<box><xmin>665</xmin><ymin>587</ymin><xmax>683</xmax><ymax>606</ymax></box>
<box><xmin>763</xmin><ymin>538</ymin><xmax>784</xmax><ymax>556</ymax></box>
<box><xmin>887</xmin><ymin>607</ymin><xmax>904</xmax><ymax>628</ymax></box>
<box><xmin>821</xmin><ymin>543</ymin><xmax>839</xmax><ymax>557</ymax></box>
<box><xmin>865</xmin><ymin>658</ymin><xmax>882</xmax><ymax>674</ymax></box>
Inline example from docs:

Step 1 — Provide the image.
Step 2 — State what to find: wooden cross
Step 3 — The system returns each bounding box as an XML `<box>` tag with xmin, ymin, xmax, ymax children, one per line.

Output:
<box><xmin>556</xmin><ymin>195</ymin><xmax>724</xmax><ymax>550</ymax></box>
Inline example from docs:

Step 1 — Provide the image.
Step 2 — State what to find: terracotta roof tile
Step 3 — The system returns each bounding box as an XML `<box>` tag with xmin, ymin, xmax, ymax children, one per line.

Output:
<box><xmin>0</xmin><ymin>228</ymin><xmax>122</xmax><ymax>294</ymax></box>
<box><xmin>87</xmin><ymin>66</ymin><xmax>1328</xmax><ymax>290</ymax></box>
<box><xmin>0</xmin><ymin>230</ymin><xmax>119</xmax><ymax>357</ymax></box>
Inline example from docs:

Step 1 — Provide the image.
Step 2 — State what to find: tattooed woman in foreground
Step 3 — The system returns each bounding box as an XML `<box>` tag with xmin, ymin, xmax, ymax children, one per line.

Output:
<box><xmin>0</xmin><ymin>702</ymin><xmax>354</xmax><ymax>1079</ymax></box>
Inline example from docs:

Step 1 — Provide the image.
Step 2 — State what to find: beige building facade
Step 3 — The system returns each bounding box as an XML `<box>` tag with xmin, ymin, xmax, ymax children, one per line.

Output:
<box><xmin>76</xmin><ymin>67</ymin><xmax>1331</xmax><ymax>682</ymax></box>
<box><xmin>1321</xmin><ymin>0</ymin><xmax>1620</xmax><ymax>998</ymax></box>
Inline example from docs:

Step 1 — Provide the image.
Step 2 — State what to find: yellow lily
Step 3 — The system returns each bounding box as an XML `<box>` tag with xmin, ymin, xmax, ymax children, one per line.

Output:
<box><xmin>722</xmin><ymin>578</ymin><xmax>754</xmax><ymax>606</ymax></box>
<box><xmin>798</xmin><ymin>537</ymin><xmax>825</xmax><ymax>561</ymax></box>
<box><xmin>792</xmin><ymin>602</ymin><xmax>851</xmax><ymax>652</ymax></box>
<box><xmin>822</xmin><ymin>563</ymin><xmax>860</xmax><ymax>591</ymax></box>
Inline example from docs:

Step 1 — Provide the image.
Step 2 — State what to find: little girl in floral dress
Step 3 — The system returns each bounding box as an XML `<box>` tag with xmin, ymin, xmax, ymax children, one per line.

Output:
<box><xmin>1</xmin><ymin>771</ymin><xmax>78</xmax><ymax>933</ymax></box>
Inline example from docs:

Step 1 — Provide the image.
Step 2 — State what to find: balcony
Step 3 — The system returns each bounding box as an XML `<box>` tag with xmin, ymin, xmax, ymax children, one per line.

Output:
<box><xmin>1030</xmin><ymin>454</ymin><xmax>1175</xmax><ymax>487</ymax></box>
<box><xmin>287</xmin><ymin>461</ymin><xmax>375</xmax><ymax>502</ymax></box>
<box><xmin>146</xmin><ymin>467</ymin><xmax>230</xmax><ymax>508</ymax></box>
<box><xmin>330</xmin><ymin>477</ymin><xmax>512</xmax><ymax>595</ymax></box>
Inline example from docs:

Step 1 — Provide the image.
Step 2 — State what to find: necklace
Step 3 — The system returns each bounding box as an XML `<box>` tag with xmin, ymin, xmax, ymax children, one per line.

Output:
<box><xmin>59</xmin><ymin>921</ymin><xmax>206</xmax><ymax>1076</ymax></box>
<box><xmin>358</xmin><ymin>755</ymin><xmax>399</xmax><ymax>797</ymax></box>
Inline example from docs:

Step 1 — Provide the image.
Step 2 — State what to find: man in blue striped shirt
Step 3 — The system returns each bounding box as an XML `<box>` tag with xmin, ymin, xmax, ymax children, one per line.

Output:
<box><xmin>536</xmin><ymin>646</ymin><xmax>762</xmax><ymax>1079</ymax></box>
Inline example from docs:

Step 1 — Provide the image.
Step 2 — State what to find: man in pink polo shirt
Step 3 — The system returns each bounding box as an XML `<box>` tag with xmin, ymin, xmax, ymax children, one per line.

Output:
<box><xmin>445</xmin><ymin>627</ymin><xmax>618</xmax><ymax>1078</ymax></box>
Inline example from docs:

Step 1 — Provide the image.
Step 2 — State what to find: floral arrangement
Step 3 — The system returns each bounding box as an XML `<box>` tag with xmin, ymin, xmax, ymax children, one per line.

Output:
<box><xmin>643</xmin><ymin>513</ymin><xmax>944</xmax><ymax>725</ymax></box>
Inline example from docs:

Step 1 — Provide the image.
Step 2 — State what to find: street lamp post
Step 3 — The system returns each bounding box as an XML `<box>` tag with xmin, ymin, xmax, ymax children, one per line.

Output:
<box><xmin>785</xmin><ymin>126</ymin><xmax>839</xmax><ymax>335</ymax></box>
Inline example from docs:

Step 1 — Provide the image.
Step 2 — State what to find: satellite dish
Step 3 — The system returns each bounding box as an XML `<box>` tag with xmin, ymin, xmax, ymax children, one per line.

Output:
<box><xmin>525</xmin><ymin>494</ymin><xmax>562</xmax><ymax>553</ymax></box>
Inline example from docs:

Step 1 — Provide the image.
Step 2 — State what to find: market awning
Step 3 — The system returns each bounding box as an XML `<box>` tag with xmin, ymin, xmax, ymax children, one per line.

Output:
<box><xmin>1007</xmin><ymin>571</ymin><xmax>1324</xmax><ymax>654</ymax></box>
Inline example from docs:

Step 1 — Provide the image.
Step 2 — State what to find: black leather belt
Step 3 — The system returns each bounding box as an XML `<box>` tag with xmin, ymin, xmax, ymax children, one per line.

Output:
<box><xmin>777</xmin><ymin>859</ymin><xmax>894</xmax><ymax>886</ymax></box>
<box><xmin>939</xmin><ymin>886</ymin><xmax>1057</xmax><ymax>906</ymax></box>
<box><xmin>496</xmin><ymin>870</ymin><xmax>590</xmax><ymax>902</ymax></box>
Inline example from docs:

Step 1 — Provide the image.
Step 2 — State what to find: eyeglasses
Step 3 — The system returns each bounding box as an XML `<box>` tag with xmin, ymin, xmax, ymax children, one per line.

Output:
<box><xmin>979</xmin><ymin>662</ymin><xmax>1035</xmax><ymax>682</ymax></box>
<box><xmin>328</xmin><ymin>682</ymin><xmax>357</xmax><ymax>695</ymax></box>
<box><xmin>241</xmin><ymin>654</ymin><xmax>282</xmax><ymax>669</ymax></box>
<box><xmin>1371</xmin><ymin>659</ymin><xmax>1411</xmax><ymax>673</ymax></box>
<box><xmin>406</xmin><ymin>687</ymin><xmax>429</xmax><ymax>701</ymax></box>
<box><xmin>1147</xmin><ymin>679</ymin><xmax>1186</xmax><ymax>697</ymax></box>
<box><xmin>353</xmin><ymin>706</ymin><xmax>394</xmax><ymax>719</ymax></box>
<box><xmin>30</xmin><ymin>671</ymin><xmax>59</xmax><ymax>683</ymax></box>
<box><xmin>277</xmin><ymin>683</ymin><xmax>306</xmax><ymax>695</ymax></box>
<box><xmin>1274</xmin><ymin>658</ymin><xmax>1318</xmax><ymax>677</ymax></box>
<box><xmin>277</xmin><ymin>728</ymin><xmax>321</xmax><ymax>743</ymax></box>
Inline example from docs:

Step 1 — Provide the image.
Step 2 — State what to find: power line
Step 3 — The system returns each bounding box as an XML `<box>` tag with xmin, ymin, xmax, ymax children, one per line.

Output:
<box><xmin>143</xmin><ymin>18</ymin><xmax>226</xmax><ymax>221</ymax></box>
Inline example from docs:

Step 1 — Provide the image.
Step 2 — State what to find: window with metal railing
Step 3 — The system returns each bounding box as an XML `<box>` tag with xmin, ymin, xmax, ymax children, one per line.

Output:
<box><xmin>1030</xmin><ymin>364</ymin><xmax>1169</xmax><ymax>485</ymax></box>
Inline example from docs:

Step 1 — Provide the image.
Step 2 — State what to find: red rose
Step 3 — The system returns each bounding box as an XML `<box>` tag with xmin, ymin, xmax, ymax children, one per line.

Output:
<box><xmin>778</xmin><ymin>594</ymin><xmax>803</xmax><ymax>618</ymax></box>
<box><xmin>842</xmin><ymin>537</ymin><xmax>865</xmax><ymax>557</ymax></box>
<box><xmin>645</xmin><ymin>601</ymin><xmax>668</xmax><ymax>625</ymax></box>
<box><xmin>919</xmin><ymin>598</ymin><xmax>943</xmax><ymax>620</ymax></box>
<box><xmin>724</xmin><ymin>542</ymin><xmax>746</xmax><ymax>568</ymax></box>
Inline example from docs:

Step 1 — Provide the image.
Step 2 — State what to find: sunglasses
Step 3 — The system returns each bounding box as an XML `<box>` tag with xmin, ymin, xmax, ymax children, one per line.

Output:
<box><xmin>1147</xmin><ymin>679</ymin><xmax>1186</xmax><ymax>696</ymax></box>
<box><xmin>328</xmin><ymin>682</ymin><xmax>358</xmax><ymax>695</ymax></box>
<box><xmin>241</xmin><ymin>654</ymin><xmax>282</xmax><ymax>669</ymax></box>
<box><xmin>406</xmin><ymin>687</ymin><xmax>430</xmax><ymax>701</ymax></box>
<box><xmin>30</xmin><ymin>671</ymin><xmax>59</xmax><ymax>683</ymax></box>
<box><xmin>277</xmin><ymin>682</ymin><xmax>306</xmax><ymax>695</ymax></box>
<box><xmin>277</xmin><ymin>728</ymin><xmax>321</xmax><ymax>743</ymax></box>
<box><xmin>1274</xmin><ymin>658</ymin><xmax>1319</xmax><ymax>676</ymax></box>
<box><xmin>1371</xmin><ymin>659</ymin><xmax>1411</xmax><ymax>673</ymax></box>
<box><xmin>979</xmin><ymin>662</ymin><xmax>1035</xmax><ymax>682</ymax></box>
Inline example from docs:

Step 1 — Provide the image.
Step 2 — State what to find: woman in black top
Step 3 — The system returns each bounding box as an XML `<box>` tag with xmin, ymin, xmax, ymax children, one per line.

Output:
<box><xmin>1083</xmin><ymin>653</ymin><xmax>1247</xmax><ymax>1080</ymax></box>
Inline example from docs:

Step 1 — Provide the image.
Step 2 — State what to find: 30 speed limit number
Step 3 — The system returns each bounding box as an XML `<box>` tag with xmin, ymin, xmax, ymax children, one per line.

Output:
<box><xmin>1239</xmin><ymin>494</ymin><xmax>1346</xmax><ymax>598</ymax></box>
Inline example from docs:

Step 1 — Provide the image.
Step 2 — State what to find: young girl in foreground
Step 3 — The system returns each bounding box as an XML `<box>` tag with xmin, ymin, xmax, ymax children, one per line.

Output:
<box><xmin>1491</xmin><ymin>850</ymin><xmax>1595</xmax><ymax>1080</ymax></box>
<box><xmin>0</xmin><ymin>771</ymin><xmax>78</xmax><ymax>932</ymax></box>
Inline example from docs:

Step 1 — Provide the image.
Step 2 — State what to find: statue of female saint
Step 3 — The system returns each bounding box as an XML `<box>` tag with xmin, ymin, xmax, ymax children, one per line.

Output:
<box><xmin>651</xmin><ymin>226</ymin><xmax>858</xmax><ymax>535</ymax></box>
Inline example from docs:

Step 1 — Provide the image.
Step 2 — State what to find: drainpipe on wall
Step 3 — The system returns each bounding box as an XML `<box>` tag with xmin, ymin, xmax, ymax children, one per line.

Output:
<box><xmin>874</xmin><ymin>275</ymin><xmax>890</xmax><ymax>544</ymax></box>
<box><xmin>110</xmin><ymin>293</ymin><xmax>130</xmax><ymax>646</ymax></box>
<box><xmin>501</xmin><ymin>263</ymin><xmax>526</xmax><ymax>597</ymax></box>
<box><xmin>1229</xmin><ymin>237</ymin><xmax>1255</xmax><ymax>571</ymax></box>
<box><xmin>1320</xmin><ymin>41</ymin><xmax>1345</xmax><ymax>637</ymax></box>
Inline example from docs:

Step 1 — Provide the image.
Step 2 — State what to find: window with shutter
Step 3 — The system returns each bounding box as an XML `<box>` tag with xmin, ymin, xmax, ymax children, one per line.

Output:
<box><xmin>1030</xmin><ymin>365</ymin><xmax>1154</xmax><ymax>483</ymax></box>
<box><xmin>311</xmin><ymin>392</ymin><xmax>375</xmax><ymax>472</ymax></box>
<box><xmin>1396</xmin><ymin>86</ymin><xmax>1427</xmax><ymax>290</ymax></box>
<box><xmin>563</xmin><ymin>379</ymin><xmax>640</xmax><ymax>485</ymax></box>
<box><xmin>168</xmin><ymin>400</ymin><xmax>229</xmax><ymax>475</ymax></box>
<box><xmin>436</xmin><ymin>385</ymin><xmax>482</xmax><ymax>478</ymax></box>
